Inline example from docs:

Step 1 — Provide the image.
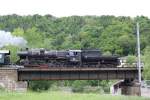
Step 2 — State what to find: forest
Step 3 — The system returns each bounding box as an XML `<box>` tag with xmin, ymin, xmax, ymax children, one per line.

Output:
<box><xmin>0</xmin><ymin>14</ymin><xmax>150</xmax><ymax>92</ymax></box>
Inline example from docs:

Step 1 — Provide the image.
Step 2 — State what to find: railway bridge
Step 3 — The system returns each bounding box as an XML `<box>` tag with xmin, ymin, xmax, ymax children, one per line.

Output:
<box><xmin>0</xmin><ymin>66</ymin><xmax>142</xmax><ymax>96</ymax></box>
<box><xmin>18</xmin><ymin>67</ymin><xmax>138</xmax><ymax>80</ymax></box>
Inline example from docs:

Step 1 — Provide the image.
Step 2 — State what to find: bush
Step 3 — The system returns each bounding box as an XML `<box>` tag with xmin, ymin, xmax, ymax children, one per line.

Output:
<box><xmin>126</xmin><ymin>55</ymin><xmax>136</xmax><ymax>64</ymax></box>
<box><xmin>103</xmin><ymin>86</ymin><xmax>110</xmax><ymax>93</ymax></box>
<box><xmin>28</xmin><ymin>81</ymin><xmax>52</xmax><ymax>92</ymax></box>
<box><xmin>0</xmin><ymin>86</ymin><xmax>5</xmax><ymax>92</ymax></box>
<box><xmin>71</xmin><ymin>80</ymin><xmax>88</xmax><ymax>92</ymax></box>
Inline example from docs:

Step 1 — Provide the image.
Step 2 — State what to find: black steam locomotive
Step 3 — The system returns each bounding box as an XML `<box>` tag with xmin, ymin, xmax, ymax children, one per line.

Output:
<box><xmin>16</xmin><ymin>48</ymin><xmax>120</xmax><ymax>68</ymax></box>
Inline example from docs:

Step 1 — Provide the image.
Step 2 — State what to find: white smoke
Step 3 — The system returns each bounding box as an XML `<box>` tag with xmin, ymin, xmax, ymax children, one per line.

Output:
<box><xmin>0</xmin><ymin>30</ymin><xmax>27</xmax><ymax>48</ymax></box>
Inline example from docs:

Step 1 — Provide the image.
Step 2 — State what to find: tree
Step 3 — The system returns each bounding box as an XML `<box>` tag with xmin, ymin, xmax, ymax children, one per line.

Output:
<box><xmin>143</xmin><ymin>46</ymin><xmax>150</xmax><ymax>79</ymax></box>
<box><xmin>126</xmin><ymin>55</ymin><xmax>136</xmax><ymax>64</ymax></box>
<box><xmin>24</xmin><ymin>27</ymin><xmax>44</xmax><ymax>48</ymax></box>
<box><xmin>117</xmin><ymin>35</ymin><xmax>136</xmax><ymax>55</ymax></box>
<box><xmin>12</xmin><ymin>27</ymin><xmax>24</xmax><ymax>37</ymax></box>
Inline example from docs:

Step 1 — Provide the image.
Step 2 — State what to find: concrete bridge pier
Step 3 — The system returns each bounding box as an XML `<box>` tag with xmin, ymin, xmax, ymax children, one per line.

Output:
<box><xmin>121</xmin><ymin>79</ymin><xmax>141</xmax><ymax>96</ymax></box>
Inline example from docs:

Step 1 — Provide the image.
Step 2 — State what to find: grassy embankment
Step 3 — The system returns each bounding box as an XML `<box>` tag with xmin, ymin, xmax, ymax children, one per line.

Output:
<box><xmin>0</xmin><ymin>91</ymin><xmax>149</xmax><ymax>100</ymax></box>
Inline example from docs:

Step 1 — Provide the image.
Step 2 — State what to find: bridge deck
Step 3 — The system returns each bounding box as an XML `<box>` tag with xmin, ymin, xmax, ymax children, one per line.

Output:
<box><xmin>18</xmin><ymin>67</ymin><xmax>139</xmax><ymax>81</ymax></box>
<box><xmin>18</xmin><ymin>67</ymin><xmax>138</xmax><ymax>71</ymax></box>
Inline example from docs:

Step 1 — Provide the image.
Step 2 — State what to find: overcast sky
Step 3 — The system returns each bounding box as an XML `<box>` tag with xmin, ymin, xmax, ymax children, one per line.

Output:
<box><xmin>0</xmin><ymin>0</ymin><xmax>149</xmax><ymax>17</ymax></box>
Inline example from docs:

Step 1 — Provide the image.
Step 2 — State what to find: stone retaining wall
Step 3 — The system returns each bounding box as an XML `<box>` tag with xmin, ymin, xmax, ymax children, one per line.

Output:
<box><xmin>0</xmin><ymin>67</ymin><xmax>27</xmax><ymax>92</ymax></box>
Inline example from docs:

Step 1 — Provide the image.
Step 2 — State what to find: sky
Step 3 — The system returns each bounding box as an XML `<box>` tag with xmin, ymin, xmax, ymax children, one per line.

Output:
<box><xmin>0</xmin><ymin>0</ymin><xmax>149</xmax><ymax>17</ymax></box>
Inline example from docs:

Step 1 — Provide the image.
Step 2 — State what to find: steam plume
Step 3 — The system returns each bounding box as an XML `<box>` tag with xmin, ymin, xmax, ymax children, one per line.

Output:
<box><xmin>0</xmin><ymin>30</ymin><xmax>27</xmax><ymax>48</ymax></box>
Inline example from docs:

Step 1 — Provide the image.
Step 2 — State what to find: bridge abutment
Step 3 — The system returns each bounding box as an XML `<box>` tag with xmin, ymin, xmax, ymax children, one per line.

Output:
<box><xmin>0</xmin><ymin>67</ymin><xmax>27</xmax><ymax>92</ymax></box>
<box><xmin>121</xmin><ymin>79</ymin><xmax>141</xmax><ymax>96</ymax></box>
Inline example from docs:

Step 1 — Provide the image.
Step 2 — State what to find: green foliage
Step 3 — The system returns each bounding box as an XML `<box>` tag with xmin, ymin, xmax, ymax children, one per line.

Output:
<box><xmin>103</xmin><ymin>51</ymin><xmax>112</xmax><ymax>56</ymax></box>
<box><xmin>12</xmin><ymin>27</ymin><xmax>24</xmax><ymax>37</ymax></box>
<box><xmin>126</xmin><ymin>55</ymin><xmax>136</xmax><ymax>64</ymax></box>
<box><xmin>72</xmin><ymin>80</ymin><xmax>88</xmax><ymax>92</ymax></box>
<box><xmin>28</xmin><ymin>81</ymin><xmax>52</xmax><ymax>92</ymax></box>
<box><xmin>143</xmin><ymin>46</ymin><xmax>150</xmax><ymax>79</ymax></box>
<box><xmin>24</xmin><ymin>27</ymin><xmax>44</xmax><ymax>48</ymax></box>
<box><xmin>87</xmin><ymin>80</ymin><xmax>100</xmax><ymax>86</ymax></box>
<box><xmin>71</xmin><ymin>80</ymin><xmax>110</xmax><ymax>93</ymax></box>
<box><xmin>0</xmin><ymin>86</ymin><xmax>6</xmax><ymax>92</ymax></box>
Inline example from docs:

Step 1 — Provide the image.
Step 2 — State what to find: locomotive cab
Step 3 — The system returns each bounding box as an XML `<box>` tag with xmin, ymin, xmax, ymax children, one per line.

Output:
<box><xmin>0</xmin><ymin>50</ymin><xmax>10</xmax><ymax>65</ymax></box>
<box><xmin>0</xmin><ymin>54</ymin><xmax>4</xmax><ymax>64</ymax></box>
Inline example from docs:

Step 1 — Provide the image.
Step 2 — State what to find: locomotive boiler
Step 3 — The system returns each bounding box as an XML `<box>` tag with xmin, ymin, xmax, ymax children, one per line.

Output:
<box><xmin>16</xmin><ymin>48</ymin><xmax>120</xmax><ymax>68</ymax></box>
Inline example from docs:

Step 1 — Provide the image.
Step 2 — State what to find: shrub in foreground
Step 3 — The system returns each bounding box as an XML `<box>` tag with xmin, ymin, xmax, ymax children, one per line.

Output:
<box><xmin>28</xmin><ymin>81</ymin><xmax>51</xmax><ymax>92</ymax></box>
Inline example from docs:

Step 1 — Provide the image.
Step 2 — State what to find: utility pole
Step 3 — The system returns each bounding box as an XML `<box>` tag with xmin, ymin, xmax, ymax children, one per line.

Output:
<box><xmin>136</xmin><ymin>23</ymin><xmax>141</xmax><ymax>83</ymax></box>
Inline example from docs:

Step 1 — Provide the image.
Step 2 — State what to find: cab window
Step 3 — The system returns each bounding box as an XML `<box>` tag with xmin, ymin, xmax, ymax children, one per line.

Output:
<box><xmin>0</xmin><ymin>54</ymin><xmax>2</xmax><ymax>59</ymax></box>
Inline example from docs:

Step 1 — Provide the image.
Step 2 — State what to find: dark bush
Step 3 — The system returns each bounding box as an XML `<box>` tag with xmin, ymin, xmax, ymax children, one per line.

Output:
<box><xmin>28</xmin><ymin>81</ymin><xmax>52</xmax><ymax>92</ymax></box>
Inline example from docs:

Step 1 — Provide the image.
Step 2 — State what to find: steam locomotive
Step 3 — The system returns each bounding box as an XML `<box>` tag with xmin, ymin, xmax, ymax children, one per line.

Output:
<box><xmin>16</xmin><ymin>48</ymin><xmax>120</xmax><ymax>68</ymax></box>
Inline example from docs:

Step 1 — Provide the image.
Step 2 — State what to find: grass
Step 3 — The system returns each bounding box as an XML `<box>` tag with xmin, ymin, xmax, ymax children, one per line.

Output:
<box><xmin>0</xmin><ymin>91</ymin><xmax>149</xmax><ymax>100</ymax></box>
